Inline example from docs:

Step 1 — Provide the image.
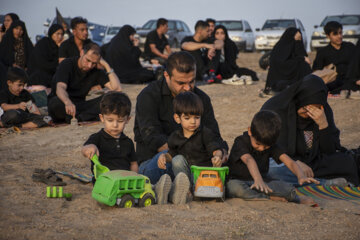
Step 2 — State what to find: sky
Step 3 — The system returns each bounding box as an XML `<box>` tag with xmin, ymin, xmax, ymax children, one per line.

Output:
<box><xmin>2</xmin><ymin>0</ymin><xmax>360</xmax><ymax>49</ymax></box>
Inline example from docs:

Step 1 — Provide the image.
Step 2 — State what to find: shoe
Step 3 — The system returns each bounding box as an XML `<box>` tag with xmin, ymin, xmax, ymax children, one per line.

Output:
<box><xmin>242</xmin><ymin>75</ymin><xmax>253</xmax><ymax>85</ymax></box>
<box><xmin>349</xmin><ymin>91</ymin><xmax>360</xmax><ymax>100</ymax></box>
<box><xmin>324</xmin><ymin>178</ymin><xmax>348</xmax><ymax>187</ymax></box>
<box><xmin>154</xmin><ymin>174</ymin><xmax>172</xmax><ymax>205</ymax></box>
<box><xmin>259</xmin><ymin>88</ymin><xmax>275</xmax><ymax>98</ymax></box>
<box><xmin>221</xmin><ymin>75</ymin><xmax>245</xmax><ymax>85</ymax></box>
<box><xmin>169</xmin><ymin>172</ymin><xmax>190</xmax><ymax>204</ymax></box>
<box><xmin>327</xmin><ymin>93</ymin><xmax>341</xmax><ymax>99</ymax></box>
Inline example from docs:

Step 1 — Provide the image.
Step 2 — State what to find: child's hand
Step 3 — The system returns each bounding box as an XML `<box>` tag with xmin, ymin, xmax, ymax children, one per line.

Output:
<box><xmin>82</xmin><ymin>144</ymin><xmax>99</xmax><ymax>159</ymax></box>
<box><xmin>157</xmin><ymin>154</ymin><xmax>167</xmax><ymax>170</ymax></box>
<box><xmin>18</xmin><ymin>102</ymin><xmax>27</xmax><ymax>111</ymax></box>
<box><xmin>211</xmin><ymin>156</ymin><xmax>222</xmax><ymax>167</ymax></box>
<box><xmin>298</xmin><ymin>177</ymin><xmax>320</xmax><ymax>186</ymax></box>
<box><xmin>296</xmin><ymin>160</ymin><xmax>314</xmax><ymax>178</ymax></box>
<box><xmin>250</xmin><ymin>180</ymin><xmax>273</xmax><ymax>194</ymax></box>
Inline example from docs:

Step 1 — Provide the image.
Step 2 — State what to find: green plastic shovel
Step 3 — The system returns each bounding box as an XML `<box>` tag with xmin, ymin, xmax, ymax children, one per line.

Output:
<box><xmin>91</xmin><ymin>154</ymin><xmax>110</xmax><ymax>179</ymax></box>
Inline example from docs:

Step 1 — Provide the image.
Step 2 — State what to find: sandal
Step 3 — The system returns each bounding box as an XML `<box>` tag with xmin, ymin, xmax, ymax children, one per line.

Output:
<box><xmin>32</xmin><ymin>168</ymin><xmax>66</xmax><ymax>186</ymax></box>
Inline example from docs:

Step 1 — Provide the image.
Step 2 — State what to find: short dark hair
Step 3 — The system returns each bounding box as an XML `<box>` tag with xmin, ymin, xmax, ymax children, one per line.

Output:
<box><xmin>83</xmin><ymin>42</ymin><xmax>101</xmax><ymax>56</ymax></box>
<box><xmin>324</xmin><ymin>21</ymin><xmax>342</xmax><ymax>35</ymax></box>
<box><xmin>7</xmin><ymin>67</ymin><xmax>28</xmax><ymax>83</ymax></box>
<box><xmin>71</xmin><ymin>17</ymin><xmax>88</xmax><ymax>29</ymax></box>
<box><xmin>194</xmin><ymin>20</ymin><xmax>209</xmax><ymax>32</ymax></box>
<box><xmin>100</xmin><ymin>92</ymin><xmax>131</xmax><ymax>117</ymax></box>
<box><xmin>206</xmin><ymin>18</ymin><xmax>216</xmax><ymax>25</ymax></box>
<box><xmin>250</xmin><ymin>110</ymin><xmax>282</xmax><ymax>146</ymax></box>
<box><xmin>157</xmin><ymin>18</ymin><xmax>168</xmax><ymax>28</ymax></box>
<box><xmin>166</xmin><ymin>51</ymin><xmax>196</xmax><ymax>77</ymax></box>
<box><xmin>174</xmin><ymin>92</ymin><xmax>203</xmax><ymax>116</ymax></box>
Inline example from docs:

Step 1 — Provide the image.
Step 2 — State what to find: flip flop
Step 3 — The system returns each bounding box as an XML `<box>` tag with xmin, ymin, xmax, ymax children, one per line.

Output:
<box><xmin>32</xmin><ymin>168</ymin><xmax>66</xmax><ymax>186</ymax></box>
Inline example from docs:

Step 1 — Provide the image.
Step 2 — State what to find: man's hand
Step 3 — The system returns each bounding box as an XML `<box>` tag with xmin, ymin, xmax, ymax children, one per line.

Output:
<box><xmin>312</xmin><ymin>68</ymin><xmax>337</xmax><ymax>84</ymax></box>
<box><xmin>82</xmin><ymin>144</ymin><xmax>99</xmax><ymax>159</ymax></box>
<box><xmin>298</xmin><ymin>177</ymin><xmax>320</xmax><ymax>186</ymax></box>
<box><xmin>296</xmin><ymin>160</ymin><xmax>314</xmax><ymax>178</ymax></box>
<box><xmin>250</xmin><ymin>180</ymin><xmax>273</xmax><ymax>194</ymax></box>
<box><xmin>304</xmin><ymin>105</ymin><xmax>328</xmax><ymax>130</ymax></box>
<box><xmin>157</xmin><ymin>143</ymin><xmax>169</xmax><ymax>153</ymax></box>
<box><xmin>214</xmin><ymin>40</ymin><xmax>224</xmax><ymax>50</ymax></box>
<box><xmin>356</xmin><ymin>80</ymin><xmax>360</xmax><ymax>86</ymax></box>
<box><xmin>304</xmin><ymin>56</ymin><xmax>311</xmax><ymax>65</ymax></box>
<box><xmin>157</xmin><ymin>153</ymin><xmax>167</xmax><ymax>170</ymax></box>
<box><xmin>65</xmin><ymin>101</ymin><xmax>76</xmax><ymax>117</ymax></box>
<box><xmin>133</xmin><ymin>38</ymin><xmax>140</xmax><ymax>47</ymax></box>
<box><xmin>207</xmin><ymin>47</ymin><xmax>216</xmax><ymax>60</ymax></box>
<box><xmin>17</xmin><ymin>102</ymin><xmax>27</xmax><ymax>111</ymax></box>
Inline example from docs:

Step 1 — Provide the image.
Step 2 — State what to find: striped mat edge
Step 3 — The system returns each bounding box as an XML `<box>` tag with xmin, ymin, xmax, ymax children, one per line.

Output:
<box><xmin>296</xmin><ymin>186</ymin><xmax>360</xmax><ymax>203</ymax></box>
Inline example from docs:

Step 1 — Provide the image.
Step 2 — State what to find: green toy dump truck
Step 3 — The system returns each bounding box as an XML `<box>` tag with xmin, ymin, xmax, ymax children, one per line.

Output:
<box><xmin>92</xmin><ymin>170</ymin><xmax>156</xmax><ymax>208</ymax></box>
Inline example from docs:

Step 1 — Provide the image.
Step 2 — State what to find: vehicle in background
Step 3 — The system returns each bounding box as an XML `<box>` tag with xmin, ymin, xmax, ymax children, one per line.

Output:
<box><xmin>136</xmin><ymin>19</ymin><xmax>192</xmax><ymax>48</ymax></box>
<box><xmin>255</xmin><ymin>19</ymin><xmax>307</xmax><ymax>52</ymax></box>
<box><xmin>216</xmin><ymin>20</ymin><xmax>255</xmax><ymax>52</ymax></box>
<box><xmin>310</xmin><ymin>14</ymin><xmax>360</xmax><ymax>51</ymax></box>
<box><xmin>101</xmin><ymin>25</ymin><xmax>121</xmax><ymax>44</ymax></box>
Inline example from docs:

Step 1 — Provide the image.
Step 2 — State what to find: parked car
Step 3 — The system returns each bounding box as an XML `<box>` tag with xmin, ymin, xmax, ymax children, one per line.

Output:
<box><xmin>101</xmin><ymin>25</ymin><xmax>121</xmax><ymax>44</ymax></box>
<box><xmin>310</xmin><ymin>14</ymin><xmax>360</xmax><ymax>51</ymax></box>
<box><xmin>216</xmin><ymin>20</ymin><xmax>255</xmax><ymax>52</ymax></box>
<box><xmin>255</xmin><ymin>19</ymin><xmax>307</xmax><ymax>51</ymax></box>
<box><xmin>136</xmin><ymin>19</ymin><xmax>192</xmax><ymax>48</ymax></box>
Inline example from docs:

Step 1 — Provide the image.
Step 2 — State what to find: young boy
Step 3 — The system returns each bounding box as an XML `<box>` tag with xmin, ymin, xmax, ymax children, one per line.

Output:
<box><xmin>82</xmin><ymin>92</ymin><xmax>138</xmax><ymax>181</ymax></box>
<box><xmin>227</xmin><ymin>110</ymin><xmax>319</xmax><ymax>203</ymax></box>
<box><xmin>0</xmin><ymin>67</ymin><xmax>47</xmax><ymax>128</ymax></box>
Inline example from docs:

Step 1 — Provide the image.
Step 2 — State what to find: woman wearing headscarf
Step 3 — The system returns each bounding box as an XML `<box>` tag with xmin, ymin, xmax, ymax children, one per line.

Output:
<box><xmin>105</xmin><ymin>25</ymin><xmax>155</xmax><ymax>84</ymax></box>
<box><xmin>261</xmin><ymin>74</ymin><xmax>359</xmax><ymax>186</ymax></box>
<box><xmin>345</xmin><ymin>37</ymin><xmax>360</xmax><ymax>94</ymax></box>
<box><xmin>0</xmin><ymin>20</ymin><xmax>34</xmax><ymax>69</ymax></box>
<box><xmin>0</xmin><ymin>13</ymin><xmax>19</xmax><ymax>42</ymax></box>
<box><xmin>262</xmin><ymin>27</ymin><xmax>311</xmax><ymax>95</ymax></box>
<box><xmin>27</xmin><ymin>24</ymin><xmax>64</xmax><ymax>92</ymax></box>
<box><xmin>213</xmin><ymin>25</ymin><xmax>258</xmax><ymax>81</ymax></box>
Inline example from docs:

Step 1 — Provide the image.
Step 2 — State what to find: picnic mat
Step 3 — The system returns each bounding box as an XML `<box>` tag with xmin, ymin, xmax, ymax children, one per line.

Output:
<box><xmin>296</xmin><ymin>185</ymin><xmax>360</xmax><ymax>203</ymax></box>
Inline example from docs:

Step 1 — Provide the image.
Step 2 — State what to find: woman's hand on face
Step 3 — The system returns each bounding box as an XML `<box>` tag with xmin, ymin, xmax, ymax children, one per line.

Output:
<box><xmin>294</xmin><ymin>32</ymin><xmax>302</xmax><ymax>41</ymax></box>
<box><xmin>305</xmin><ymin>105</ymin><xmax>328</xmax><ymax>130</ymax></box>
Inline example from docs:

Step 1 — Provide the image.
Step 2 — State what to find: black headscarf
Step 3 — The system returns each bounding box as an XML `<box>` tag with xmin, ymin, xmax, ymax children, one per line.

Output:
<box><xmin>48</xmin><ymin>24</ymin><xmax>63</xmax><ymax>38</ymax></box>
<box><xmin>0</xmin><ymin>20</ymin><xmax>33</xmax><ymax>68</ymax></box>
<box><xmin>1</xmin><ymin>13</ymin><xmax>20</xmax><ymax>32</ymax></box>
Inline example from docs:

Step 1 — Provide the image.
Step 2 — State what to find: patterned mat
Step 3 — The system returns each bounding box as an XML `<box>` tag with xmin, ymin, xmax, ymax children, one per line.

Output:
<box><xmin>296</xmin><ymin>186</ymin><xmax>360</xmax><ymax>204</ymax></box>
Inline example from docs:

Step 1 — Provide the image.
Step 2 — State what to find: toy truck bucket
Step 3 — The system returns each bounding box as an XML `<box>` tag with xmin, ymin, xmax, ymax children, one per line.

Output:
<box><xmin>191</xmin><ymin>166</ymin><xmax>229</xmax><ymax>184</ymax></box>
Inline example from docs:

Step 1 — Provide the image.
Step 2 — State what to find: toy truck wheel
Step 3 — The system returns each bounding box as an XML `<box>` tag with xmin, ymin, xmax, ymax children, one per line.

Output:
<box><xmin>119</xmin><ymin>194</ymin><xmax>135</xmax><ymax>208</ymax></box>
<box><xmin>139</xmin><ymin>193</ymin><xmax>155</xmax><ymax>207</ymax></box>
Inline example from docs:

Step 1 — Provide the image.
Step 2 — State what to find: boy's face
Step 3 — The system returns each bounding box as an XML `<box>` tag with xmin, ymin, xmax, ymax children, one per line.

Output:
<box><xmin>248</xmin><ymin>129</ymin><xmax>270</xmax><ymax>152</ymax></box>
<box><xmin>174</xmin><ymin>113</ymin><xmax>201</xmax><ymax>136</ymax></box>
<box><xmin>99</xmin><ymin>113</ymin><xmax>130</xmax><ymax>138</ymax></box>
<box><xmin>327</xmin><ymin>28</ymin><xmax>343</xmax><ymax>46</ymax></box>
<box><xmin>7</xmin><ymin>80</ymin><xmax>25</xmax><ymax>96</ymax></box>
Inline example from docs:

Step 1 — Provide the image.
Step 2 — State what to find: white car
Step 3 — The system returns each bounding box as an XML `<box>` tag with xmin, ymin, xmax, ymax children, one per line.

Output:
<box><xmin>255</xmin><ymin>19</ymin><xmax>307</xmax><ymax>51</ymax></box>
<box><xmin>101</xmin><ymin>26</ymin><xmax>121</xmax><ymax>44</ymax></box>
<box><xmin>310</xmin><ymin>15</ymin><xmax>360</xmax><ymax>51</ymax></box>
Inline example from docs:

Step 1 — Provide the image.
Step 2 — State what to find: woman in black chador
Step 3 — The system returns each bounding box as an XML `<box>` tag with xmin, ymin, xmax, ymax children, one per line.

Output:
<box><xmin>105</xmin><ymin>25</ymin><xmax>155</xmax><ymax>84</ymax></box>
<box><xmin>213</xmin><ymin>25</ymin><xmax>258</xmax><ymax>81</ymax></box>
<box><xmin>0</xmin><ymin>13</ymin><xmax>20</xmax><ymax>42</ymax></box>
<box><xmin>27</xmin><ymin>24</ymin><xmax>64</xmax><ymax>91</ymax></box>
<box><xmin>345</xmin><ymin>37</ymin><xmax>360</xmax><ymax>92</ymax></box>
<box><xmin>264</xmin><ymin>27</ymin><xmax>311</xmax><ymax>94</ymax></box>
<box><xmin>0</xmin><ymin>20</ymin><xmax>33</xmax><ymax>69</ymax></box>
<box><xmin>261</xmin><ymin>74</ymin><xmax>359</xmax><ymax>186</ymax></box>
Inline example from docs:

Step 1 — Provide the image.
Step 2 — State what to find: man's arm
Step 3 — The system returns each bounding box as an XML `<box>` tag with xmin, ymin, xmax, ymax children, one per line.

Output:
<box><xmin>181</xmin><ymin>41</ymin><xmax>214</xmax><ymax>51</ymax></box>
<box><xmin>100</xmin><ymin>58</ymin><xmax>122</xmax><ymax>92</ymax></box>
<box><xmin>56</xmin><ymin>82</ymin><xmax>76</xmax><ymax>117</ymax></box>
<box><xmin>150</xmin><ymin>44</ymin><xmax>168</xmax><ymax>59</ymax></box>
<box><xmin>165</xmin><ymin>45</ymin><xmax>172</xmax><ymax>55</ymax></box>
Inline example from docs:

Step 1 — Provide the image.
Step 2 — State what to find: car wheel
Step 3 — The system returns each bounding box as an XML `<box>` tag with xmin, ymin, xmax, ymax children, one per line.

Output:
<box><xmin>139</xmin><ymin>193</ymin><xmax>155</xmax><ymax>207</ymax></box>
<box><xmin>119</xmin><ymin>194</ymin><xmax>135</xmax><ymax>208</ymax></box>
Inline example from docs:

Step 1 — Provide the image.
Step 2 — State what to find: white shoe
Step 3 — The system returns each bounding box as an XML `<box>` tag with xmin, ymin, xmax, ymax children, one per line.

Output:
<box><xmin>221</xmin><ymin>75</ymin><xmax>245</xmax><ymax>85</ymax></box>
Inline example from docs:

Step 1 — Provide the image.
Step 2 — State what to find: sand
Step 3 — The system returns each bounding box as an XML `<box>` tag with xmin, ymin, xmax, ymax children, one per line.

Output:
<box><xmin>0</xmin><ymin>52</ymin><xmax>360</xmax><ymax>240</ymax></box>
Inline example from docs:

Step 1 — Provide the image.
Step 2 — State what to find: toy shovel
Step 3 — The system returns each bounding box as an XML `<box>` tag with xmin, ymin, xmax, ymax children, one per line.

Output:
<box><xmin>91</xmin><ymin>154</ymin><xmax>110</xmax><ymax>179</ymax></box>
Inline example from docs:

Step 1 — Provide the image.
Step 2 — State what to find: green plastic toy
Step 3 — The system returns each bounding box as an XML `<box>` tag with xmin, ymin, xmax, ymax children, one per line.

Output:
<box><xmin>92</xmin><ymin>170</ymin><xmax>156</xmax><ymax>208</ymax></box>
<box><xmin>91</xmin><ymin>154</ymin><xmax>110</xmax><ymax>179</ymax></box>
<box><xmin>46</xmin><ymin>186</ymin><xmax>72</xmax><ymax>201</ymax></box>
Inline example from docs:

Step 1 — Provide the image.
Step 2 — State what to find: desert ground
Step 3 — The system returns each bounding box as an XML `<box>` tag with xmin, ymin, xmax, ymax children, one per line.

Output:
<box><xmin>0</xmin><ymin>52</ymin><xmax>360</xmax><ymax>240</ymax></box>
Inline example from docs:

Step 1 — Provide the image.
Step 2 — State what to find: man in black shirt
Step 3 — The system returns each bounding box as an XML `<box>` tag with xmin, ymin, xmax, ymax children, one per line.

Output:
<box><xmin>134</xmin><ymin>51</ymin><xmax>228</xmax><ymax>184</ymax></box>
<box><xmin>181</xmin><ymin>20</ymin><xmax>223</xmax><ymax>81</ymax></box>
<box><xmin>313</xmin><ymin>21</ymin><xmax>356</xmax><ymax>94</ymax></box>
<box><xmin>48</xmin><ymin>43</ymin><xmax>122</xmax><ymax>123</ymax></box>
<box><xmin>143</xmin><ymin>18</ymin><xmax>172</xmax><ymax>65</ymax></box>
<box><xmin>59</xmin><ymin>17</ymin><xmax>92</xmax><ymax>63</ymax></box>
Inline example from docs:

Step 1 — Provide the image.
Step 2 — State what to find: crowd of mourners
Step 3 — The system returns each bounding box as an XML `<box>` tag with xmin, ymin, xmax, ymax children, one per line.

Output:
<box><xmin>1</xmin><ymin>13</ymin><xmax>360</xmax><ymax>205</ymax></box>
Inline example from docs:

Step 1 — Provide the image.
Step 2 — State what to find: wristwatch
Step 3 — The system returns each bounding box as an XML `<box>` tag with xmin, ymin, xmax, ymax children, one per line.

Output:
<box><xmin>106</xmin><ymin>68</ymin><xmax>114</xmax><ymax>75</ymax></box>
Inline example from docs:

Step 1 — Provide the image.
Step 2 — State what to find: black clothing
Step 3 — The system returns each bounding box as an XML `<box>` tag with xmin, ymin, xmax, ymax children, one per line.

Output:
<box><xmin>228</xmin><ymin>132</ymin><xmax>284</xmax><ymax>180</ymax></box>
<box><xmin>181</xmin><ymin>36</ymin><xmax>220</xmax><ymax>80</ymax></box>
<box><xmin>265</xmin><ymin>28</ymin><xmax>311</xmax><ymax>92</ymax></box>
<box><xmin>0</xmin><ymin>20</ymin><xmax>33</xmax><ymax>69</ymax></box>
<box><xmin>168</xmin><ymin>127</ymin><xmax>221</xmax><ymax>166</ymax></box>
<box><xmin>313</xmin><ymin>41</ymin><xmax>356</xmax><ymax>93</ymax></box>
<box><xmin>105</xmin><ymin>25</ymin><xmax>154</xmax><ymax>84</ymax></box>
<box><xmin>0</xmin><ymin>87</ymin><xmax>33</xmax><ymax>106</ymax></box>
<box><xmin>134</xmin><ymin>78</ymin><xmax>228</xmax><ymax>164</ymax></box>
<box><xmin>84</xmin><ymin>129</ymin><xmax>137</xmax><ymax>171</ymax></box>
<box><xmin>345</xmin><ymin>39</ymin><xmax>360</xmax><ymax>91</ymax></box>
<box><xmin>261</xmin><ymin>74</ymin><xmax>359</xmax><ymax>185</ymax></box>
<box><xmin>58</xmin><ymin>36</ymin><xmax>92</xmax><ymax>59</ymax></box>
<box><xmin>144</xmin><ymin>30</ymin><xmax>169</xmax><ymax>59</ymax></box>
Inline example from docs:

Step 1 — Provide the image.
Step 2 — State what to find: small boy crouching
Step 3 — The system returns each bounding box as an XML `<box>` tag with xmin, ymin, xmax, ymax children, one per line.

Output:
<box><xmin>82</xmin><ymin>92</ymin><xmax>138</xmax><ymax>183</ymax></box>
<box><xmin>227</xmin><ymin>110</ymin><xmax>319</xmax><ymax>204</ymax></box>
<box><xmin>0</xmin><ymin>67</ymin><xmax>47</xmax><ymax>128</ymax></box>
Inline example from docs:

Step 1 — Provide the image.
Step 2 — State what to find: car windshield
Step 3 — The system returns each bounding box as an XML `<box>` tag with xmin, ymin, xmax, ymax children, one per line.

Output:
<box><xmin>202</xmin><ymin>174</ymin><xmax>209</xmax><ymax>178</ymax></box>
<box><xmin>217</xmin><ymin>21</ymin><xmax>243</xmax><ymax>31</ymax></box>
<box><xmin>141</xmin><ymin>20</ymin><xmax>176</xmax><ymax>30</ymax></box>
<box><xmin>320</xmin><ymin>15</ymin><xmax>360</xmax><ymax>26</ymax></box>
<box><xmin>262</xmin><ymin>20</ymin><xmax>296</xmax><ymax>30</ymax></box>
<box><xmin>107</xmin><ymin>26</ymin><xmax>121</xmax><ymax>35</ymax></box>
<box><xmin>210</xmin><ymin>174</ymin><xmax>217</xmax><ymax>178</ymax></box>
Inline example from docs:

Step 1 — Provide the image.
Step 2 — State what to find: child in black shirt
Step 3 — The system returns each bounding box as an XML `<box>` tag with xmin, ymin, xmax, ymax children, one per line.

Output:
<box><xmin>82</xmin><ymin>92</ymin><xmax>138</xmax><ymax>179</ymax></box>
<box><xmin>0</xmin><ymin>67</ymin><xmax>47</xmax><ymax>128</ymax></box>
<box><xmin>227</xmin><ymin>110</ymin><xmax>318</xmax><ymax>203</ymax></box>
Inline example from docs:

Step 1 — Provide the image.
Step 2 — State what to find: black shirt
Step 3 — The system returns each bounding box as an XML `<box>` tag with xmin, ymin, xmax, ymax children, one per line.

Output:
<box><xmin>181</xmin><ymin>36</ymin><xmax>209</xmax><ymax>60</ymax></box>
<box><xmin>144</xmin><ymin>30</ymin><xmax>169</xmax><ymax>59</ymax></box>
<box><xmin>228</xmin><ymin>132</ymin><xmax>284</xmax><ymax>180</ymax></box>
<box><xmin>59</xmin><ymin>36</ymin><xmax>92</xmax><ymax>59</ymax></box>
<box><xmin>0</xmin><ymin>87</ymin><xmax>33</xmax><ymax>108</ymax></box>
<box><xmin>50</xmin><ymin>57</ymin><xmax>109</xmax><ymax>102</ymax></box>
<box><xmin>168</xmin><ymin>127</ymin><xmax>221</xmax><ymax>166</ymax></box>
<box><xmin>134</xmin><ymin>78</ymin><xmax>227</xmax><ymax>164</ymax></box>
<box><xmin>84</xmin><ymin>129</ymin><xmax>137</xmax><ymax>171</ymax></box>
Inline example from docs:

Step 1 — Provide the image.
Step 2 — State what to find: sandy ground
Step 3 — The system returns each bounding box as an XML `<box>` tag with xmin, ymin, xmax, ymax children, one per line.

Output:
<box><xmin>1</xmin><ymin>52</ymin><xmax>360</xmax><ymax>240</ymax></box>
